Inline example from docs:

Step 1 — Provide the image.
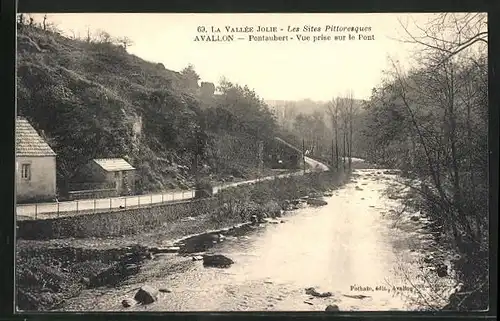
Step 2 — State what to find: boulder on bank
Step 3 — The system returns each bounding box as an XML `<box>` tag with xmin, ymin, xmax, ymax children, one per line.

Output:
<box><xmin>202</xmin><ymin>254</ymin><xmax>234</xmax><ymax>268</ymax></box>
<box><xmin>305</xmin><ymin>287</ymin><xmax>332</xmax><ymax>297</ymax></box>
<box><xmin>134</xmin><ymin>285</ymin><xmax>159</xmax><ymax>304</ymax></box>
<box><xmin>122</xmin><ymin>299</ymin><xmax>133</xmax><ymax>307</ymax></box>
<box><xmin>325</xmin><ymin>304</ymin><xmax>340</xmax><ymax>311</ymax></box>
<box><xmin>307</xmin><ymin>198</ymin><xmax>328</xmax><ymax>206</ymax></box>
<box><xmin>323</xmin><ymin>191</ymin><xmax>334</xmax><ymax>197</ymax></box>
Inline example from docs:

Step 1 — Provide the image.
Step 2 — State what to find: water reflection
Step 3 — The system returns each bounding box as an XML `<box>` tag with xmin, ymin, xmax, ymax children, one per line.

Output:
<box><xmin>61</xmin><ymin>169</ymin><xmax>455</xmax><ymax>312</ymax></box>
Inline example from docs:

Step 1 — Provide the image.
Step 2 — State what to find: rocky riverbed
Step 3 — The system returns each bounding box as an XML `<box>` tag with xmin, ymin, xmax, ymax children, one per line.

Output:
<box><xmin>16</xmin><ymin>179</ymin><xmax>340</xmax><ymax>312</ymax></box>
<box><xmin>19</xmin><ymin>169</ymin><xmax>460</xmax><ymax>312</ymax></box>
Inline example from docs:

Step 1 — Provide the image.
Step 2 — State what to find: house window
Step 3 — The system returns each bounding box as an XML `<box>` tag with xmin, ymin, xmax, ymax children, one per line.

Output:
<box><xmin>21</xmin><ymin>164</ymin><xmax>31</xmax><ymax>180</ymax></box>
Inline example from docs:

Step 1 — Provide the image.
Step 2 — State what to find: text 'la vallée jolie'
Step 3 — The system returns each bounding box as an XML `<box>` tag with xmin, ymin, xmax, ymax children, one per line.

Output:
<box><xmin>194</xmin><ymin>25</ymin><xmax>375</xmax><ymax>42</ymax></box>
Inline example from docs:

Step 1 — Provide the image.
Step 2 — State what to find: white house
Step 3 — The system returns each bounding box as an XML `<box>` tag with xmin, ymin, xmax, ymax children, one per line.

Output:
<box><xmin>16</xmin><ymin>117</ymin><xmax>57</xmax><ymax>203</ymax></box>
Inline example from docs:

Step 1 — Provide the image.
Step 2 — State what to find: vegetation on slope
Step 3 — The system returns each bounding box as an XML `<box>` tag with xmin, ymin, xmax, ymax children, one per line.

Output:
<box><xmin>16</xmin><ymin>21</ymin><xmax>279</xmax><ymax>195</ymax></box>
<box><xmin>357</xmin><ymin>14</ymin><xmax>489</xmax><ymax>311</ymax></box>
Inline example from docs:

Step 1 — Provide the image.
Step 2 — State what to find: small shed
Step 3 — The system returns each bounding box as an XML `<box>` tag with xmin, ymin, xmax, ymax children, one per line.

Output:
<box><xmin>78</xmin><ymin>158</ymin><xmax>136</xmax><ymax>196</ymax></box>
<box><xmin>264</xmin><ymin>137</ymin><xmax>303</xmax><ymax>169</ymax></box>
<box><xmin>16</xmin><ymin>117</ymin><xmax>57</xmax><ymax>203</ymax></box>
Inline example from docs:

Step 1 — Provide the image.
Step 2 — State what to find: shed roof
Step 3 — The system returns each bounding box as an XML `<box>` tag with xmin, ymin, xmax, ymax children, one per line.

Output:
<box><xmin>273</xmin><ymin>137</ymin><xmax>303</xmax><ymax>154</ymax></box>
<box><xmin>92</xmin><ymin>158</ymin><xmax>135</xmax><ymax>172</ymax></box>
<box><xmin>16</xmin><ymin>117</ymin><xmax>56</xmax><ymax>157</ymax></box>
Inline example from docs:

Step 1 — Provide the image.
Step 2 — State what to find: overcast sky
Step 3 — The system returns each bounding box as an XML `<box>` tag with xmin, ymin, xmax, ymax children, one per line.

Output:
<box><xmin>27</xmin><ymin>13</ymin><xmax>440</xmax><ymax>101</ymax></box>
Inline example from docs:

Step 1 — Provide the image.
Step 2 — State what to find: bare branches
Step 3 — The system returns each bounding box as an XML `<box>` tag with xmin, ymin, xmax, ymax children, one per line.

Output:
<box><xmin>397</xmin><ymin>13</ymin><xmax>487</xmax><ymax>68</ymax></box>
<box><xmin>364</xmin><ymin>13</ymin><xmax>488</xmax><ymax>310</ymax></box>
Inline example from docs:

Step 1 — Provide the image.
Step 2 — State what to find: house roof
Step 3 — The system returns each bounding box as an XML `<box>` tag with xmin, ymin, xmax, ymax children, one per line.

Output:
<box><xmin>273</xmin><ymin>137</ymin><xmax>303</xmax><ymax>154</ymax></box>
<box><xmin>92</xmin><ymin>158</ymin><xmax>135</xmax><ymax>172</ymax></box>
<box><xmin>16</xmin><ymin>117</ymin><xmax>56</xmax><ymax>157</ymax></box>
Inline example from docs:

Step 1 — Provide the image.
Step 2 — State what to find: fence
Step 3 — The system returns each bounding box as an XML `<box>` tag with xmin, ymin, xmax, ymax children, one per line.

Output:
<box><xmin>15</xmin><ymin>163</ymin><xmax>325</xmax><ymax>221</ymax></box>
<box><xmin>16</xmin><ymin>188</ymin><xmax>202</xmax><ymax>220</ymax></box>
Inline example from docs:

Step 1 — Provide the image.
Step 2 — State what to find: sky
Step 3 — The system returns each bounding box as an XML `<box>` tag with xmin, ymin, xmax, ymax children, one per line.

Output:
<box><xmin>27</xmin><ymin>13</ymin><xmax>441</xmax><ymax>101</ymax></box>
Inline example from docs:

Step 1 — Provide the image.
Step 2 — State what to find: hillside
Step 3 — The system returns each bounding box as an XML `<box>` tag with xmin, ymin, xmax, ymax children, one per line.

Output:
<box><xmin>16</xmin><ymin>24</ymin><xmax>280</xmax><ymax>195</ymax></box>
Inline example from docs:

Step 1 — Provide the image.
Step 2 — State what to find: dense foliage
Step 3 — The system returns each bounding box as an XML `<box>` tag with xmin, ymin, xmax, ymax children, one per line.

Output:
<box><xmin>358</xmin><ymin>14</ymin><xmax>488</xmax><ymax>310</ymax></box>
<box><xmin>16</xmin><ymin>23</ymin><xmax>281</xmax><ymax>194</ymax></box>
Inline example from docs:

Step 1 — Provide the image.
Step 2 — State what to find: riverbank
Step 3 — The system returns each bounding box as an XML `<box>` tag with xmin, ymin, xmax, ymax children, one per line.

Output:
<box><xmin>373</xmin><ymin>171</ymin><xmax>478</xmax><ymax>311</ymax></box>
<box><xmin>53</xmin><ymin>169</ymin><xmax>458</xmax><ymax>312</ymax></box>
<box><xmin>16</xmin><ymin>170</ymin><xmax>350</xmax><ymax>311</ymax></box>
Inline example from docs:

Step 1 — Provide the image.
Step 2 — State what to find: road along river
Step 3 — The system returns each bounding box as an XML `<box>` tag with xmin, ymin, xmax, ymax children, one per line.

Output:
<box><xmin>60</xmin><ymin>169</ymin><xmax>457</xmax><ymax>312</ymax></box>
<box><xmin>16</xmin><ymin>157</ymin><xmax>325</xmax><ymax>219</ymax></box>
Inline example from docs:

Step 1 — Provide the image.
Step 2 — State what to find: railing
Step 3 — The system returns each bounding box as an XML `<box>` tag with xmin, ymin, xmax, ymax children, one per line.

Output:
<box><xmin>15</xmin><ymin>161</ymin><xmax>327</xmax><ymax>221</ymax></box>
<box><xmin>16</xmin><ymin>188</ymin><xmax>201</xmax><ymax>220</ymax></box>
<box><xmin>66</xmin><ymin>188</ymin><xmax>118</xmax><ymax>200</ymax></box>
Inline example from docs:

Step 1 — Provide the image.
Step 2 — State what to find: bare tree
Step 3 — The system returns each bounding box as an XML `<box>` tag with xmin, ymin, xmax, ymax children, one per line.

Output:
<box><xmin>346</xmin><ymin>90</ymin><xmax>355</xmax><ymax>169</ymax></box>
<box><xmin>325</xmin><ymin>98</ymin><xmax>341</xmax><ymax>169</ymax></box>
<box><xmin>363</xmin><ymin>13</ymin><xmax>489</xmax><ymax>309</ymax></box>
<box><xmin>42</xmin><ymin>14</ymin><xmax>48</xmax><ymax>30</ymax></box>
<box><xmin>86</xmin><ymin>26</ymin><xmax>92</xmax><ymax>43</ymax></box>
<box><xmin>398</xmin><ymin>13</ymin><xmax>487</xmax><ymax>67</ymax></box>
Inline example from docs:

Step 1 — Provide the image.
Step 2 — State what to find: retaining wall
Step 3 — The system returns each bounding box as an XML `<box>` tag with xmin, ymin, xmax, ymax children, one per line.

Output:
<box><xmin>17</xmin><ymin>197</ymin><xmax>219</xmax><ymax>240</ymax></box>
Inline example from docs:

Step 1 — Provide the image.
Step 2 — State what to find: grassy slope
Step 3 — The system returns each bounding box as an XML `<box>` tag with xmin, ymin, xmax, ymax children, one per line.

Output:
<box><xmin>16</xmin><ymin>25</ymin><xmax>272</xmax><ymax>194</ymax></box>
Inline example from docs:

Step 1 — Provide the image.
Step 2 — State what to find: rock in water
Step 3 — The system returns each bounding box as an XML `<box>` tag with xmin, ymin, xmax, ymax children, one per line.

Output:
<box><xmin>122</xmin><ymin>299</ymin><xmax>132</xmax><ymax>308</ymax></box>
<box><xmin>325</xmin><ymin>304</ymin><xmax>340</xmax><ymax>311</ymax></box>
<box><xmin>134</xmin><ymin>285</ymin><xmax>159</xmax><ymax>304</ymax></box>
<box><xmin>305</xmin><ymin>287</ymin><xmax>332</xmax><ymax>297</ymax></box>
<box><xmin>202</xmin><ymin>254</ymin><xmax>234</xmax><ymax>268</ymax></box>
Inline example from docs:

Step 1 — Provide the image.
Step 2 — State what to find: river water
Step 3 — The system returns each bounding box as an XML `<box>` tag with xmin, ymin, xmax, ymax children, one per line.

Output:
<box><xmin>61</xmin><ymin>169</ymin><xmax>456</xmax><ymax>312</ymax></box>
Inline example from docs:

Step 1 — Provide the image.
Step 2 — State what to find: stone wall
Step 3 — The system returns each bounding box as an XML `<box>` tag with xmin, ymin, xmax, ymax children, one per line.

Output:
<box><xmin>17</xmin><ymin>197</ymin><xmax>219</xmax><ymax>240</ymax></box>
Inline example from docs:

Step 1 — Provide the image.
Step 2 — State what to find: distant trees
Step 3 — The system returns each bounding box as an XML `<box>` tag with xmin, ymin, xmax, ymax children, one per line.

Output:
<box><xmin>16</xmin><ymin>14</ymin><xmax>136</xmax><ymax>51</ymax></box>
<box><xmin>325</xmin><ymin>93</ymin><xmax>357</xmax><ymax>170</ymax></box>
<box><xmin>293</xmin><ymin>111</ymin><xmax>328</xmax><ymax>156</ymax></box>
<box><xmin>181</xmin><ymin>64</ymin><xmax>201</xmax><ymax>91</ymax></box>
<box><xmin>210</xmin><ymin>78</ymin><xmax>277</xmax><ymax>140</ymax></box>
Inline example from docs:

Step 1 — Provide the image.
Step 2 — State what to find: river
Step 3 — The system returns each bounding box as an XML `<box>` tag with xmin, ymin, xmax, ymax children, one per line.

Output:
<box><xmin>60</xmin><ymin>168</ymin><xmax>457</xmax><ymax>312</ymax></box>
